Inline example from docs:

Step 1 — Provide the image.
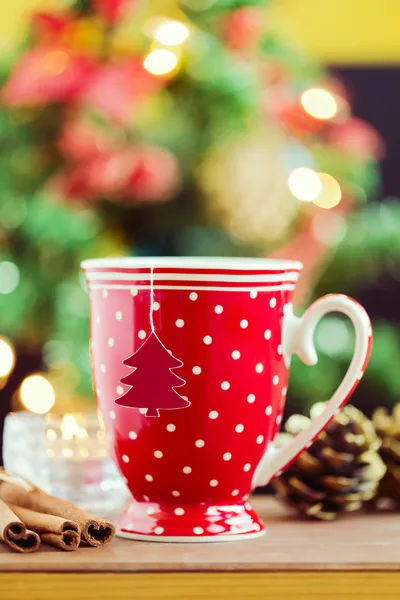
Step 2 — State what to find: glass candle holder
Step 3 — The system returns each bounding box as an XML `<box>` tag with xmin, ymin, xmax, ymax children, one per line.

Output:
<box><xmin>3</xmin><ymin>411</ymin><xmax>129</xmax><ymax>518</ymax></box>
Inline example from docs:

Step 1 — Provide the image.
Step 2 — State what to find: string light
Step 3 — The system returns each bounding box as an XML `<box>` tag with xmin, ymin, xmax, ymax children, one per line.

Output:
<box><xmin>143</xmin><ymin>49</ymin><xmax>178</xmax><ymax>76</ymax></box>
<box><xmin>301</xmin><ymin>88</ymin><xmax>338</xmax><ymax>120</ymax></box>
<box><xmin>152</xmin><ymin>20</ymin><xmax>190</xmax><ymax>46</ymax></box>
<box><xmin>20</xmin><ymin>374</ymin><xmax>55</xmax><ymax>414</ymax></box>
<box><xmin>288</xmin><ymin>167</ymin><xmax>322</xmax><ymax>202</ymax></box>
<box><xmin>0</xmin><ymin>337</ymin><xmax>15</xmax><ymax>378</ymax></box>
<box><xmin>313</xmin><ymin>173</ymin><xmax>342</xmax><ymax>209</ymax></box>
<box><xmin>0</xmin><ymin>261</ymin><xmax>20</xmax><ymax>294</ymax></box>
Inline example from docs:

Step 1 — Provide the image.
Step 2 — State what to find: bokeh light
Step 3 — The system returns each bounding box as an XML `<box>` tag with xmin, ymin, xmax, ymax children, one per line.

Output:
<box><xmin>153</xmin><ymin>20</ymin><xmax>189</xmax><ymax>46</ymax></box>
<box><xmin>313</xmin><ymin>173</ymin><xmax>342</xmax><ymax>209</ymax></box>
<box><xmin>143</xmin><ymin>49</ymin><xmax>178</xmax><ymax>76</ymax></box>
<box><xmin>301</xmin><ymin>88</ymin><xmax>338</xmax><ymax>120</ymax></box>
<box><xmin>0</xmin><ymin>337</ymin><xmax>15</xmax><ymax>378</ymax></box>
<box><xmin>20</xmin><ymin>374</ymin><xmax>55</xmax><ymax>414</ymax></box>
<box><xmin>288</xmin><ymin>167</ymin><xmax>322</xmax><ymax>201</ymax></box>
<box><xmin>0</xmin><ymin>261</ymin><xmax>20</xmax><ymax>294</ymax></box>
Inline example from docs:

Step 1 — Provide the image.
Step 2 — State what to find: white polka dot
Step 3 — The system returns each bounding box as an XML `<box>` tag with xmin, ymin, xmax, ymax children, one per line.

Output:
<box><xmin>282</xmin><ymin>387</ymin><xmax>287</xmax><ymax>396</ymax></box>
<box><xmin>276</xmin><ymin>414</ymin><xmax>282</xmax><ymax>425</ymax></box>
<box><xmin>108</xmin><ymin>337</ymin><xmax>114</xmax><ymax>347</ymax></box>
<box><xmin>209</xmin><ymin>410</ymin><xmax>219</xmax><ymax>419</ymax></box>
<box><xmin>172</xmin><ymin>490</ymin><xmax>180</xmax><ymax>497</ymax></box>
<box><xmin>102</xmin><ymin>289</ymin><xmax>108</xmax><ymax>298</ymax></box>
<box><xmin>256</xmin><ymin>363</ymin><xmax>264</xmax><ymax>373</ymax></box>
<box><xmin>130</xmin><ymin>287</ymin><xmax>138</xmax><ymax>296</ymax></box>
<box><xmin>192</xmin><ymin>366</ymin><xmax>202</xmax><ymax>375</ymax></box>
<box><xmin>139</xmin><ymin>408</ymin><xmax>147</xmax><ymax>414</ymax></box>
<box><xmin>138</xmin><ymin>330</ymin><xmax>146</xmax><ymax>339</ymax></box>
<box><xmin>117</xmin><ymin>385</ymin><xmax>124</xmax><ymax>395</ymax></box>
<box><xmin>122</xmin><ymin>454</ymin><xmax>130</xmax><ymax>463</ymax></box>
<box><xmin>247</xmin><ymin>394</ymin><xmax>256</xmax><ymax>404</ymax></box>
<box><xmin>221</xmin><ymin>381</ymin><xmax>230</xmax><ymax>390</ymax></box>
<box><xmin>190</xmin><ymin>292</ymin><xmax>198</xmax><ymax>301</ymax></box>
<box><xmin>250</xmin><ymin>290</ymin><xmax>258</xmax><ymax>299</ymax></box>
<box><xmin>240</xmin><ymin>319</ymin><xmax>248</xmax><ymax>329</ymax></box>
<box><xmin>203</xmin><ymin>335</ymin><xmax>212</xmax><ymax>345</ymax></box>
<box><xmin>174</xmin><ymin>508</ymin><xmax>185</xmax><ymax>516</ymax></box>
<box><xmin>95</xmin><ymin>316</ymin><xmax>100</xmax><ymax>325</ymax></box>
<box><xmin>109</xmin><ymin>410</ymin><xmax>116</xmax><ymax>420</ymax></box>
<box><xmin>235</xmin><ymin>424</ymin><xmax>244</xmax><ymax>433</ymax></box>
<box><xmin>256</xmin><ymin>435</ymin><xmax>264</xmax><ymax>444</ymax></box>
<box><xmin>195</xmin><ymin>439</ymin><xmax>205</xmax><ymax>448</ymax></box>
<box><xmin>128</xmin><ymin>431</ymin><xmax>137</xmax><ymax>440</ymax></box>
<box><xmin>147</xmin><ymin>507</ymin><xmax>156</xmax><ymax>515</ymax></box>
<box><xmin>243</xmin><ymin>463</ymin><xmax>251</xmax><ymax>472</ymax></box>
<box><xmin>176</xmin><ymin>319</ymin><xmax>184</xmax><ymax>328</ymax></box>
<box><xmin>183</xmin><ymin>466</ymin><xmax>192</xmax><ymax>474</ymax></box>
<box><xmin>232</xmin><ymin>489</ymin><xmax>239</xmax><ymax>496</ymax></box>
<box><xmin>277</xmin><ymin>344</ymin><xmax>283</xmax><ymax>355</ymax></box>
<box><xmin>115</xmin><ymin>311</ymin><xmax>122</xmax><ymax>320</ymax></box>
<box><xmin>214</xmin><ymin>305</ymin><xmax>223</xmax><ymax>314</ymax></box>
<box><xmin>270</xmin><ymin>297</ymin><xmax>277</xmax><ymax>308</ymax></box>
<box><xmin>181</xmin><ymin>395</ymin><xmax>189</xmax><ymax>401</ymax></box>
<box><xmin>193</xmin><ymin>527</ymin><xmax>204</xmax><ymax>535</ymax></box>
<box><xmin>154</xmin><ymin>450</ymin><xmax>163</xmax><ymax>458</ymax></box>
<box><xmin>143</xmin><ymin>495</ymin><xmax>150</xmax><ymax>502</ymax></box>
<box><xmin>244</xmin><ymin>502</ymin><xmax>252</xmax><ymax>510</ymax></box>
<box><xmin>209</xmin><ymin>479</ymin><xmax>218</xmax><ymax>487</ymax></box>
<box><xmin>152</xmin><ymin>301</ymin><xmax>160</xmax><ymax>311</ymax></box>
<box><xmin>265</xmin><ymin>406</ymin><xmax>272</xmax><ymax>416</ymax></box>
<box><xmin>232</xmin><ymin>350</ymin><xmax>241</xmax><ymax>360</ymax></box>
<box><xmin>223</xmin><ymin>452</ymin><xmax>232</xmax><ymax>461</ymax></box>
<box><xmin>101</xmin><ymin>364</ymin><xmax>106</xmax><ymax>373</ymax></box>
<box><xmin>145</xmin><ymin>474</ymin><xmax>153</xmax><ymax>482</ymax></box>
<box><xmin>154</xmin><ymin>526</ymin><xmax>164</xmax><ymax>535</ymax></box>
<box><xmin>272</xmin><ymin>375</ymin><xmax>279</xmax><ymax>385</ymax></box>
<box><xmin>167</xmin><ymin>424</ymin><xmax>176</xmax><ymax>432</ymax></box>
<box><xmin>264</xmin><ymin>329</ymin><xmax>272</xmax><ymax>340</ymax></box>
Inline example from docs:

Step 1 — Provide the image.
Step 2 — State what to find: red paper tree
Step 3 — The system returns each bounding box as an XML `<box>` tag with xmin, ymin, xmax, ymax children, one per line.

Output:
<box><xmin>115</xmin><ymin>332</ymin><xmax>190</xmax><ymax>417</ymax></box>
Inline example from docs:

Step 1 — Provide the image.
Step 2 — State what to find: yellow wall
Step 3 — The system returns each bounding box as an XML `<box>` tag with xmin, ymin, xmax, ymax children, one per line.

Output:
<box><xmin>1</xmin><ymin>0</ymin><xmax>400</xmax><ymax>64</ymax></box>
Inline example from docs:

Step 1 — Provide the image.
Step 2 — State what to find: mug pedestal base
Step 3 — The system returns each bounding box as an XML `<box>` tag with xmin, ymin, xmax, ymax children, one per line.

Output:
<box><xmin>117</xmin><ymin>498</ymin><xmax>265</xmax><ymax>543</ymax></box>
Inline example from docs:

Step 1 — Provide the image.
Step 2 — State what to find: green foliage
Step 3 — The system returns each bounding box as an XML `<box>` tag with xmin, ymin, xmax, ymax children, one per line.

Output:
<box><xmin>288</xmin><ymin>319</ymin><xmax>400</xmax><ymax>416</ymax></box>
<box><xmin>181</xmin><ymin>0</ymin><xmax>269</xmax><ymax>19</ymax></box>
<box><xmin>314</xmin><ymin>202</ymin><xmax>400</xmax><ymax>296</ymax></box>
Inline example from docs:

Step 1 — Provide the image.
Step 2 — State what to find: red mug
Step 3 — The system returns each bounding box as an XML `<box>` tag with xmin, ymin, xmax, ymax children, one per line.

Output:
<box><xmin>82</xmin><ymin>257</ymin><xmax>372</xmax><ymax>542</ymax></box>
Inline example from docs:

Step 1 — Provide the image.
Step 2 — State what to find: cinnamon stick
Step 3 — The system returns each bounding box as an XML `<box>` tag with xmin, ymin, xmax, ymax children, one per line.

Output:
<box><xmin>0</xmin><ymin>499</ymin><xmax>40</xmax><ymax>553</ymax></box>
<box><xmin>0</xmin><ymin>482</ymin><xmax>115</xmax><ymax>547</ymax></box>
<box><xmin>41</xmin><ymin>531</ymin><xmax>80</xmax><ymax>552</ymax></box>
<box><xmin>9</xmin><ymin>504</ymin><xmax>81</xmax><ymax>551</ymax></box>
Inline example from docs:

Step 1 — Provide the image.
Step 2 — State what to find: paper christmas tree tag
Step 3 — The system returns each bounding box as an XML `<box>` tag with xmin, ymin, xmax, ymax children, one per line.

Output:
<box><xmin>115</xmin><ymin>331</ymin><xmax>190</xmax><ymax>417</ymax></box>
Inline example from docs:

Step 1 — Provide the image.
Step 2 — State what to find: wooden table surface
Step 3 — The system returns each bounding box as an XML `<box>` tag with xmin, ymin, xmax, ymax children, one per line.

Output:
<box><xmin>1</xmin><ymin>497</ymin><xmax>399</xmax><ymax>599</ymax></box>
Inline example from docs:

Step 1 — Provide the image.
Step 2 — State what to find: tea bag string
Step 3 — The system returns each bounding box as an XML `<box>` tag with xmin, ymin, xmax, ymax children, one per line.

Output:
<box><xmin>150</xmin><ymin>265</ymin><xmax>156</xmax><ymax>334</ymax></box>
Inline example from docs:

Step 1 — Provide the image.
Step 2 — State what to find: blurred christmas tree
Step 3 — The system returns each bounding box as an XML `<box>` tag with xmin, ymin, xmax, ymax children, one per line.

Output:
<box><xmin>0</xmin><ymin>0</ymin><xmax>399</xmax><ymax>414</ymax></box>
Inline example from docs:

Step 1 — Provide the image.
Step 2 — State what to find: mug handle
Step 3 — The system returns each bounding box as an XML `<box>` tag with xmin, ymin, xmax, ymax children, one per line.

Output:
<box><xmin>252</xmin><ymin>294</ymin><xmax>372</xmax><ymax>488</ymax></box>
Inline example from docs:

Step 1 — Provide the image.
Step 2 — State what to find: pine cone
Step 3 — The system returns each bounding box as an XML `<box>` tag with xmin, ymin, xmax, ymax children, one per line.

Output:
<box><xmin>372</xmin><ymin>405</ymin><xmax>400</xmax><ymax>508</ymax></box>
<box><xmin>272</xmin><ymin>405</ymin><xmax>387</xmax><ymax>520</ymax></box>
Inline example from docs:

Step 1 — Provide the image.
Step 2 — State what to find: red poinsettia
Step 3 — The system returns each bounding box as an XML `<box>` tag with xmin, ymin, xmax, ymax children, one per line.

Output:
<box><xmin>3</xmin><ymin>46</ymin><xmax>95</xmax><ymax>106</ymax></box>
<box><xmin>83</xmin><ymin>59</ymin><xmax>163</xmax><ymax>124</ymax></box>
<box><xmin>327</xmin><ymin>118</ymin><xmax>384</xmax><ymax>160</ymax></box>
<box><xmin>52</xmin><ymin>144</ymin><xmax>181</xmax><ymax>204</ymax></box>
<box><xmin>223</xmin><ymin>7</ymin><xmax>265</xmax><ymax>51</ymax></box>
<box><xmin>92</xmin><ymin>0</ymin><xmax>137</xmax><ymax>25</ymax></box>
<box><xmin>31</xmin><ymin>11</ymin><xmax>74</xmax><ymax>41</ymax></box>
<box><xmin>59</xmin><ymin>118</ymin><xmax>115</xmax><ymax>162</ymax></box>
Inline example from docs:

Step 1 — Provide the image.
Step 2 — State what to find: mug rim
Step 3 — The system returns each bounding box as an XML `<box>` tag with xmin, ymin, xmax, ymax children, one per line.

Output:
<box><xmin>81</xmin><ymin>256</ymin><xmax>303</xmax><ymax>271</ymax></box>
